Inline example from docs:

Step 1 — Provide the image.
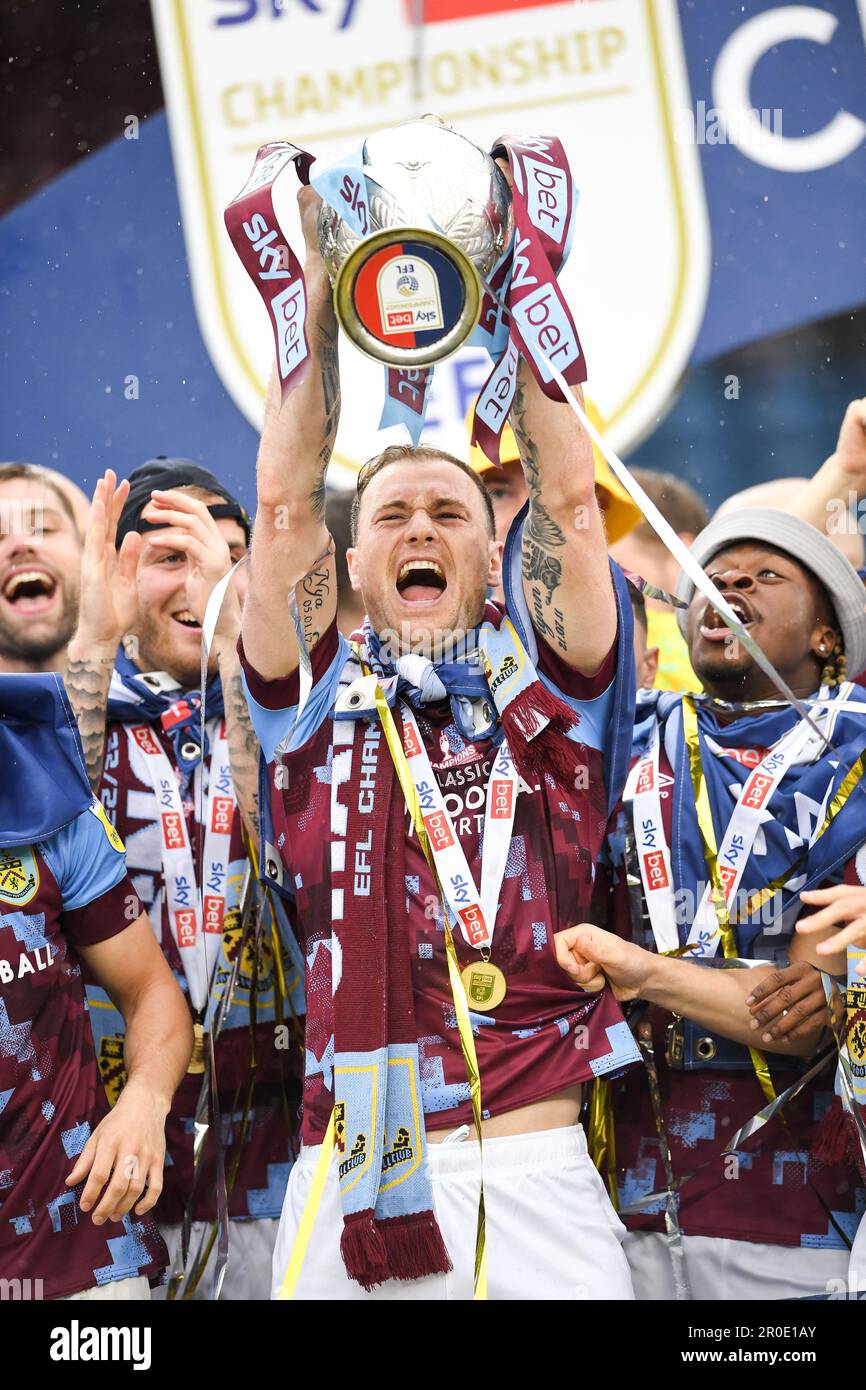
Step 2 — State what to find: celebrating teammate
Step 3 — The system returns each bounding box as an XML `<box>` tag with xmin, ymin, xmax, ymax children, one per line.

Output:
<box><xmin>0</xmin><ymin>672</ymin><xmax>190</xmax><ymax>1300</ymax></box>
<box><xmin>558</xmin><ymin>509</ymin><xmax>866</xmax><ymax>1299</ymax></box>
<box><xmin>64</xmin><ymin>461</ymin><xmax>302</xmax><ymax>1300</ymax></box>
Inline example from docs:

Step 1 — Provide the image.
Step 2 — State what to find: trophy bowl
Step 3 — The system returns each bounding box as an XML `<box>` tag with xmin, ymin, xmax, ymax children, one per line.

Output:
<box><xmin>317</xmin><ymin>115</ymin><xmax>513</xmax><ymax>368</ymax></box>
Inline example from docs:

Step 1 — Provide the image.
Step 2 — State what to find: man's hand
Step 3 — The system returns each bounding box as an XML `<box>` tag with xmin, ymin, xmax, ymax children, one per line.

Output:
<box><xmin>554</xmin><ymin>924</ymin><xmax>652</xmax><ymax>1001</ymax></box>
<box><xmin>798</xmin><ymin>884</ymin><xmax>866</xmax><ymax>972</ymax></box>
<box><xmin>66</xmin><ymin>471</ymin><xmax>142</xmax><ymax>787</ymax></box>
<box><xmin>142</xmin><ymin>488</ymin><xmax>242</xmax><ymax>642</ymax></box>
<box><xmin>833</xmin><ymin>398</ymin><xmax>866</xmax><ymax>483</ymax></box>
<box><xmin>745</xmin><ymin>961</ymin><xmax>829</xmax><ymax>1044</ymax></box>
<box><xmin>65</xmin><ymin>1077</ymin><xmax>167</xmax><ymax>1224</ymax></box>
<box><xmin>73</xmin><ymin>469</ymin><xmax>141</xmax><ymax>653</ymax></box>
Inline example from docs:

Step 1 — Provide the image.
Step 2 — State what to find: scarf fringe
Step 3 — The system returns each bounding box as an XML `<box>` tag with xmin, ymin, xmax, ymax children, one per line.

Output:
<box><xmin>501</xmin><ymin>679</ymin><xmax>579</xmax><ymax>785</ymax></box>
<box><xmin>814</xmin><ymin>1096</ymin><xmax>866</xmax><ymax>1180</ymax></box>
<box><xmin>378</xmin><ymin>1212</ymin><xmax>453</xmax><ymax>1282</ymax></box>
<box><xmin>339</xmin><ymin>1212</ymin><xmax>390</xmax><ymax>1292</ymax></box>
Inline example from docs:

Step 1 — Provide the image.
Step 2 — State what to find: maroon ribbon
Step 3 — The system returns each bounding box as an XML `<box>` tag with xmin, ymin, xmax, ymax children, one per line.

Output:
<box><xmin>471</xmin><ymin>134</ymin><xmax>587</xmax><ymax>466</ymax></box>
<box><xmin>223</xmin><ymin>142</ymin><xmax>315</xmax><ymax>402</ymax></box>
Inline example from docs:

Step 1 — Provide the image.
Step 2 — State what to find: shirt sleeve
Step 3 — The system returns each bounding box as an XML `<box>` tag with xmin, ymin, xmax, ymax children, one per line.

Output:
<box><xmin>40</xmin><ymin>803</ymin><xmax>144</xmax><ymax>948</ymax></box>
<box><xmin>238</xmin><ymin>622</ymin><xmax>350</xmax><ymax>763</ymax></box>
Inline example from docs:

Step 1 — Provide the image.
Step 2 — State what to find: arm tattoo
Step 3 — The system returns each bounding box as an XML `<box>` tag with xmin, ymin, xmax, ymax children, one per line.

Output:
<box><xmin>298</xmin><ymin>565</ymin><xmax>331</xmax><ymax>652</ymax></box>
<box><xmin>222</xmin><ymin>667</ymin><xmax>261</xmax><ymax>839</ymax></box>
<box><xmin>310</xmin><ymin>327</ymin><xmax>341</xmax><ymax>521</ymax></box>
<box><xmin>65</xmin><ymin>653</ymin><xmax>114</xmax><ymax>790</ymax></box>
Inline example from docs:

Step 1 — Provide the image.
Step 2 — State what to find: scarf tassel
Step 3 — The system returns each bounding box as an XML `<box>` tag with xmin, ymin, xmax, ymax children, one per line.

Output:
<box><xmin>339</xmin><ymin>1212</ymin><xmax>390</xmax><ymax>1292</ymax></box>
<box><xmin>500</xmin><ymin>678</ymin><xmax>580</xmax><ymax>785</ymax></box>
<box><xmin>814</xmin><ymin>1096</ymin><xmax>866</xmax><ymax>1180</ymax></box>
<box><xmin>379</xmin><ymin>1211</ymin><xmax>453</xmax><ymax>1282</ymax></box>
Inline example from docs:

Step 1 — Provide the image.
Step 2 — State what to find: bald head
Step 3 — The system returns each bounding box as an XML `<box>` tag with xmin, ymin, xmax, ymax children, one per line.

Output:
<box><xmin>714</xmin><ymin>477</ymin><xmax>864</xmax><ymax>569</ymax></box>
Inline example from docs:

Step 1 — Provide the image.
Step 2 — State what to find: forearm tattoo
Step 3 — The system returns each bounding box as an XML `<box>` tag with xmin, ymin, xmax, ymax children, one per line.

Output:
<box><xmin>312</xmin><ymin>326</ymin><xmax>341</xmax><ymax>518</ymax></box>
<box><xmin>222</xmin><ymin>665</ymin><xmax>261</xmax><ymax>839</ymax></box>
<box><xmin>65</xmin><ymin>653</ymin><xmax>115</xmax><ymax>790</ymax></box>
<box><xmin>511</xmin><ymin>382</ymin><xmax>569</xmax><ymax>650</ymax></box>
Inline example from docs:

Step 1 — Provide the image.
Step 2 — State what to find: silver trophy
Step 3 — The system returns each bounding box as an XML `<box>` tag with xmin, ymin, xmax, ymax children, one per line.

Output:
<box><xmin>317</xmin><ymin>115</ymin><xmax>513</xmax><ymax>368</ymax></box>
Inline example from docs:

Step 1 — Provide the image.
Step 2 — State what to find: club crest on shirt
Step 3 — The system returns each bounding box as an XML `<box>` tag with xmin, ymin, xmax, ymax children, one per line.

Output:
<box><xmin>846</xmin><ymin>984</ymin><xmax>866</xmax><ymax>1078</ymax></box>
<box><xmin>0</xmin><ymin>846</ymin><xmax>39</xmax><ymax>907</ymax></box>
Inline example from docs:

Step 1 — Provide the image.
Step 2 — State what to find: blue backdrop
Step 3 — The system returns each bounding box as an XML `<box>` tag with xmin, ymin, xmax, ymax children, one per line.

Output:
<box><xmin>2</xmin><ymin>0</ymin><xmax>865</xmax><ymax>507</ymax></box>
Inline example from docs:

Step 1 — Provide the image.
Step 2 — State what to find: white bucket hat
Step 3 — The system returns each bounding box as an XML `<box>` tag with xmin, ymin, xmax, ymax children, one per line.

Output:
<box><xmin>674</xmin><ymin>508</ymin><xmax>866</xmax><ymax>678</ymax></box>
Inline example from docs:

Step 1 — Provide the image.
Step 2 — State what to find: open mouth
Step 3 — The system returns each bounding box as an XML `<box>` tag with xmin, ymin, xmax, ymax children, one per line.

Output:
<box><xmin>395</xmin><ymin>558</ymin><xmax>448</xmax><ymax>606</ymax></box>
<box><xmin>1</xmin><ymin>568</ymin><xmax>59</xmax><ymax>615</ymax></box>
<box><xmin>172</xmin><ymin>609</ymin><xmax>201</xmax><ymax>632</ymax></box>
<box><xmin>700</xmin><ymin>592</ymin><xmax>755</xmax><ymax>642</ymax></box>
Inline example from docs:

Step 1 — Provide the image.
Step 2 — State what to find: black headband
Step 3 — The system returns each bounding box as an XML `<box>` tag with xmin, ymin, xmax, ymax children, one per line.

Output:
<box><xmin>115</xmin><ymin>457</ymin><xmax>251</xmax><ymax>549</ymax></box>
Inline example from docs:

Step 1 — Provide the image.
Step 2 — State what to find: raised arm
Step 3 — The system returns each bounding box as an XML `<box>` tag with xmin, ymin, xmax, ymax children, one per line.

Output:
<box><xmin>510</xmin><ymin>359</ymin><xmax>616</xmax><ymax>674</ymax></box>
<box><xmin>243</xmin><ymin>186</ymin><xmax>340</xmax><ymax>680</ymax></box>
<box><xmin>785</xmin><ymin>397</ymin><xmax>866</xmax><ymax>542</ymax></box>
<box><xmin>65</xmin><ymin>471</ymin><xmax>141</xmax><ymax>790</ymax></box>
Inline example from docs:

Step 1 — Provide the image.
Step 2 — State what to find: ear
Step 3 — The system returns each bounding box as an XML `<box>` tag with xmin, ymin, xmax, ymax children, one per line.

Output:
<box><xmin>487</xmin><ymin>538</ymin><xmax>503</xmax><ymax>590</ymax></box>
<box><xmin>345</xmin><ymin>546</ymin><xmax>362</xmax><ymax>594</ymax></box>
<box><xmin>640</xmin><ymin>645</ymin><xmax>659</xmax><ymax>691</ymax></box>
<box><xmin>810</xmin><ymin>623</ymin><xmax>838</xmax><ymax>663</ymax></box>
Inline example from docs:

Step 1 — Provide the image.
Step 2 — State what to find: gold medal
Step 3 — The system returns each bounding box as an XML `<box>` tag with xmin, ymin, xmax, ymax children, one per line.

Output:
<box><xmin>461</xmin><ymin>960</ymin><xmax>507</xmax><ymax>1012</ymax></box>
<box><xmin>187</xmin><ymin>1020</ymin><xmax>206</xmax><ymax>1074</ymax></box>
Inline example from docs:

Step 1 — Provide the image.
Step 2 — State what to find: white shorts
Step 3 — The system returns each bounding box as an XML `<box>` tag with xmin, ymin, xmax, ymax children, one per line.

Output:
<box><xmin>155</xmin><ymin>1218</ymin><xmax>280</xmax><ymax>1301</ymax></box>
<box><xmin>848</xmin><ymin>1211</ymin><xmax>866</xmax><ymax>1297</ymax></box>
<box><xmin>58</xmin><ymin>1275</ymin><xmax>151</xmax><ymax>1302</ymax></box>
<box><xmin>271</xmin><ymin>1123</ymin><xmax>635</xmax><ymax>1301</ymax></box>
<box><xmin>624</xmin><ymin>1230</ymin><xmax>852</xmax><ymax>1301</ymax></box>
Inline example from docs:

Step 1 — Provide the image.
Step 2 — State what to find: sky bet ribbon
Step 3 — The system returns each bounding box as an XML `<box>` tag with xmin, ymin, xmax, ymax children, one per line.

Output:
<box><xmin>224</xmin><ymin>131</ymin><xmax>582</xmax><ymax>454</ymax></box>
<box><xmin>224</xmin><ymin>141</ymin><xmax>315</xmax><ymax>402</ymax></box>
<box><xmin>471</xmin><ymin>135</ymin><xmax>583</xmax><ymax>467</ymax></box>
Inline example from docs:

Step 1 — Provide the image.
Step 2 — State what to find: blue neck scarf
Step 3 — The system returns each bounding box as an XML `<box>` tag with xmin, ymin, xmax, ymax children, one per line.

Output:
<box><xmin>0</xmin><ymin>674</ymin><xmax>93</xmax><ymax>844</ymax></box>
<box><xmin>360</xmin><ymin>606</ymin><xmax>497</xmax><ymax>741</ymax></box>
<box><xmin>644</xmin><ymin>685</ymin><xmax>866</xmax><ymax>954</ymax></box>
<box><xmin>107</xmin><ymin>647</ymin><xmax>225</xmax><ymax>774</ymax></box>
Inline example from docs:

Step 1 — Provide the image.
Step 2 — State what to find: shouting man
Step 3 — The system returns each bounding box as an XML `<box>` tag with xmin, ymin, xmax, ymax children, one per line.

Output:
<box><xmin>558</xmin><ymin>509</ymin><xmax>866</xmax><ymax>1300</ymax></box>
<box><xmin>0</xmin><ymin>463</ymin><xmax>84</xmax><ymax>674</ymax></box>
<box><xmin>239</xmin><ymin>187</ymin><xmax>642</xmax><ymax>1301</ymax></box>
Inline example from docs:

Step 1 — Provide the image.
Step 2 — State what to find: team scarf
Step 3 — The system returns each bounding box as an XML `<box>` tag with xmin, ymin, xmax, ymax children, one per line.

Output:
<box><xmin>328</xmin><ymin>709</ymin><xmax>451</xmax><ymax>1290</ymax></box>
<box><xmin>0</xmin><ymin>673</ymin><xmax>94</xmax><ymax>843</ymax></box>
<box><xmin>107</xmin><ymin>647</ymin><xmax>225</xmax><ymax>773</ymax></box>
<box><xmin>632</xmin><ymin>683</ymin><xmax>866</xmax><ymax>957</ymax></box>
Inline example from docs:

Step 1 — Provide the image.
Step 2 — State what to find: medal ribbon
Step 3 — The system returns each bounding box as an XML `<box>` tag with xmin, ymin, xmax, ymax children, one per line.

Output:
<box><xmin>399</xmin><ymin>706</ymin><xmax>519</xmax><ymax>955</ymax></box>
<box><xmin>680</xmin><ymin>698</ymin><xmax>775</xmax><ymax>1106</ymax></box>
<box><xmin>623</xmin><ymin>720</ymin><xmax>678</xmax><ymax>954</ymax></box>
<box><xmin>684</xmin><ymin>706</ymin><xmax>820</xmax><ymax>956</ymax></box>
<box><xmin>124</xmin><ymin>721</ymin><xmax>236</xmax><ymax>1014</ymax></box>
